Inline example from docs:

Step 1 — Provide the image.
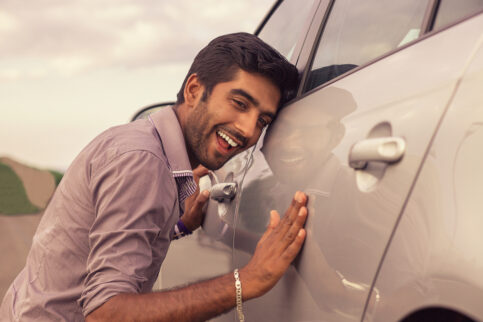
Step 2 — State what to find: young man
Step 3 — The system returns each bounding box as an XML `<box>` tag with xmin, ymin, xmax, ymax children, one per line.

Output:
<box><xmin>1</xmin><ymin>33</ymin><xmax>307</xmax><ymax>321</ymax></box>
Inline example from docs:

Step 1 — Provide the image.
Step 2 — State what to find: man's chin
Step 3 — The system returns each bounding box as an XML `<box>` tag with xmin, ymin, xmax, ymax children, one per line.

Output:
<box><xmin>200</xmin><ymin>156</ymin><xmax>228</xmax><ymax>171</ymax></box>
<box><xmin>199</xmin><ymin>147</ymin><xmax>245</xmax><ymax>171</ymax></box>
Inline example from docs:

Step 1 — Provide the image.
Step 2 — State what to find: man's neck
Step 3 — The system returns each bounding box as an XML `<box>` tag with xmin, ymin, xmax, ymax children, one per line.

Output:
<box><xmin>173</xmin><ymin>103</ymin><xmax>200</xmax><ymax>169</ymax></box>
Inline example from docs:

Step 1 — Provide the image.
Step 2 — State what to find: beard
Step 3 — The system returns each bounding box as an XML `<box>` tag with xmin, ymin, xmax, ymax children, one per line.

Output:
<box><xmin>184</xmin><ymin>99</ymin><xmax>227</xmax><ymax>170</ymax></box>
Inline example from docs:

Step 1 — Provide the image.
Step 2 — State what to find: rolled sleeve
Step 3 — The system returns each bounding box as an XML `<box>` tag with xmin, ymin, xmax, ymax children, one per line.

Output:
<box><xmin>79</xmin><ymin>150</ymin><xmax>178</xmax><ymax>317</ymax></box>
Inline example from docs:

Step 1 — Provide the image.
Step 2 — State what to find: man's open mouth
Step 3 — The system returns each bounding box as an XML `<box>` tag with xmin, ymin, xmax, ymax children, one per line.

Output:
<box><xmin>216</xmin><ymin>130</ymin><xmax>239</xmax><ymax>151</ymax></box>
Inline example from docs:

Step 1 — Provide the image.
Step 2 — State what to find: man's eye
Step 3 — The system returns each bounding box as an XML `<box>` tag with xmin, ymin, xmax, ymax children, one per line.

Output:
<box><xmin>258</xmin><ymin>117</ymin><xmax>270</xmax><ymax>128</ymax></box>
<box><xmin>233</xmin><ymin>99</ymin><xmax>247</xmax><ymax>110</ymax></box>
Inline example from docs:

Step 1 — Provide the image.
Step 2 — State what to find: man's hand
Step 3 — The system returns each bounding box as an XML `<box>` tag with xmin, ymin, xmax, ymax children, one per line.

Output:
<box><xmin>180</xmin><ymin>165</ymin><xmax>210</xmax><ymax>232</ymax></box>
<box><xmin>240</xmin><ymin>191</ymin><xmax>308</xmax><ymax>299</ymax></box>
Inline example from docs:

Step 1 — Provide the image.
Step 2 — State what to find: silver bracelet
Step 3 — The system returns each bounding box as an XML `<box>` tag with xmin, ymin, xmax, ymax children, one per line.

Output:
<box><xmin>234</xmin><ymin>269</ymin><xmax>245</xmax><ymax>322</ymax></box>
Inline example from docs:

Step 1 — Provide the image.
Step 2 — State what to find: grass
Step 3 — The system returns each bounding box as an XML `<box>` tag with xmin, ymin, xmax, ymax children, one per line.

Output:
<box><xmin>49</xmin><ymin>170</ymin><xmax>63</xmax><ymax>185</ymax></box>
<box><xmin>0</xmin><ymin>162</ymin><xmax>40</xmax><ymax>215</ymax></box>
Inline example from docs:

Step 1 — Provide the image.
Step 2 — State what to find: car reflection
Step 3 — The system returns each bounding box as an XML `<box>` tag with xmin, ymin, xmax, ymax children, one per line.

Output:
<box><xmin>236</xmin><ymin>87</ymin><xmax>380</xmax><ymax>317</ymax></box>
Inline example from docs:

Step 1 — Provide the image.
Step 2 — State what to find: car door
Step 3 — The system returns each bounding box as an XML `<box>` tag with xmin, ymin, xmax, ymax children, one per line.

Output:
<box><xmin>230</xmin><ymin>0</ymin><xmax>483</xmax><ymax>321</ymax></box>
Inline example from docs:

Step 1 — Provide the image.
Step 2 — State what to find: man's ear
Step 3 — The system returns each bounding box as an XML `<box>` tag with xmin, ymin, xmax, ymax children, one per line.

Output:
<box><xmin>184</xmin><ymin>73</ymin><xmax>204</xmax><ymax>107</ymax></box>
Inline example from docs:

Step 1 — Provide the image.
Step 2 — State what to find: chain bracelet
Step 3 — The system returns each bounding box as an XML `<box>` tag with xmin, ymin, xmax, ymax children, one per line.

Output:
<box><xmin>234</xmin><ymin>269</ymin><xmax>245</xmax><ymax>322</ymax></box>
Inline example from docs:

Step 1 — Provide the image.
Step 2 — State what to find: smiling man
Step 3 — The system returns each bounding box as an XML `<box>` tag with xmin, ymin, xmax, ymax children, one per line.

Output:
<box><xmin>1</xmin><ymin>33</ymin><xmax>306</xmax><ymax>322</ymax></box>
<box><xmin>181</xmin><ymin>69</ymin><xmax>280</xmax><ymax>170</ymax></box>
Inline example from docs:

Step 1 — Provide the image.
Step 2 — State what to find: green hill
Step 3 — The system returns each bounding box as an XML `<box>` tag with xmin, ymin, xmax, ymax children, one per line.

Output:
<box><xmin>0</xmin><ymin>158</ymin><xmax>62</xmax><ymax>216</ymax></box>
<box><xmin>0</xmin><ymin>162</ymin><xmax>39</xmax><ymax>215</ymax></box>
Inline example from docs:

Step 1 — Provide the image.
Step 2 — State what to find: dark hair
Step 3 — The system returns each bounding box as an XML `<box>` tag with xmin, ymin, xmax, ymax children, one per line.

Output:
<box><xmin>176</xmin><ymin>32</ymin><xmax>298</xmax><ymax>107</ymax></box>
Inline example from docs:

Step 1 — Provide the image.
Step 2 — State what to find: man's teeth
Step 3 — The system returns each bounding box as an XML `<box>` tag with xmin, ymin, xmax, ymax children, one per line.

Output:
<box><xmin>217</xmin><ymin>130</ymin><xmax>238</xmax><ymax>147</ymax></box>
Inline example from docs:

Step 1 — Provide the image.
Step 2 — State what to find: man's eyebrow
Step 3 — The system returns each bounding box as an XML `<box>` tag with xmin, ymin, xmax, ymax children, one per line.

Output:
<box><xmin>229</xmin><ymin>89</ymin><xmax>275</xmax><ymax>119</ymax></box>
<box><xmin>230</xmin><ymin>89</ymin><xmax>259</xmax><ymax>107</ymax></box>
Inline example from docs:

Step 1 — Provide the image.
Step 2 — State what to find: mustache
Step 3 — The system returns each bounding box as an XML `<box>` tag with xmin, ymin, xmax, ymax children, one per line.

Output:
<box><xmin>219</xmin><ymin>126</ymin><xmax>248</xmax><ymax>147</ymax></box>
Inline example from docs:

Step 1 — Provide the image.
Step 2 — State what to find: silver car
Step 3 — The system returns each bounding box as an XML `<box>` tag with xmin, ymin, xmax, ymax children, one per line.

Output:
<box><xmin>152</xmin><ymin>0</ymin><xmax>483</xmax><ymax>321</ymax></box>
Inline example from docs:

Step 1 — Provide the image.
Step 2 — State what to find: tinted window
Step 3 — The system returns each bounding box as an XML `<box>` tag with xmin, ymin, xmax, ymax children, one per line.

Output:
<box><xmin>433</xmin><ymin>0</ymin><xmax>483</xmax><ymax>30</ymax></box>
<box><xmin>305</xmin><ymin>0</ymin><xmax>429</xmax><ymax>92</ymax></box>
<box><xmin>258</xmin><ymin>0</ymin><xmax>316</xmax><ymax>61</ymax></box>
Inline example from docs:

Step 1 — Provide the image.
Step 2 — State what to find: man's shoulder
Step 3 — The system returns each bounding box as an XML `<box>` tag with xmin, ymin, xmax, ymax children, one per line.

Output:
<box><xmin>82</xmin><ymin>119</ymin><xmax>168</xmax><ymax>176</ymax></box>
<box><xmin>102</xmin><ymin>119</ymin><xmax>163</xmax><ymax>154</ymax></box>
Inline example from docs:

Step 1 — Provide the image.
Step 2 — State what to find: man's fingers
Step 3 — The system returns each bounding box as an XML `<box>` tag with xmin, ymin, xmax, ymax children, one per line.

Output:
<box><xmin>256</xmin><ymin>192</ymin><xmax>308</xmax><ymax>249</ymax></box>
<box><xmin>260</xmin><ymin>202</ymin><xmax>308</xmax><ymax>255</ymax></box>
<box><xmin>258</xmin><ymin>210</ymin><xmax>280</xmax><ymax>244</ymax></box>
<box><xmin>282</xmin><ymin>228</ymin><xmax>306</xmax><ymax>261</ymax></box>
<box><xmin>193</xmin><ymin>165</ymin><xmax>209</xmax><ymax>179</ymax></box>
<box><xmin>283</xmin><ymin>206</ymin><xmax>308</xmax><ymax>245</ymax></box>
<box><xmin>279</xmin><ymin>191</ymin><xmax>307</xmax><ymax>233</ymax></box>
<box><xmin>187</xmin><ymin>190</ymin><xmax>209</xmax><ymax>215</ymax></box>
<box><xmin>269</xmin><ymin>210</ymin><xmax>281</xmax><ymax>229</ymax></box>
<box><xmin>279</xmin><ymin>205</ymin><xmax>307</xmax><ymax>263</ymax></box>
<box><xmin>184</xmin><ymin>187</ymin><xmax>202</xmax><ymax>212</ymax></box>
<box><xmin>192</xmin><ymin>190</ymin><xmax>210</xmax><ymax>211</ymax></box>
<box><xmin>287</xmin><ymin>192</ymin><xmax>307</xmax><ymax>219</ymax></box>
<box><xmin>181</xmin><ymin>190</ymin><xmax>210</xmax><ymax>231</ymax></box>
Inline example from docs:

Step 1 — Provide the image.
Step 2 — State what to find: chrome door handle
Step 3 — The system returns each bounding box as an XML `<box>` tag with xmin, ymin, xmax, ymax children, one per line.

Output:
<box><xmin>210</xmin><ymin>182</ymin><xmax>238</xmax><ymax>202</ymax></box>
<box><xmin>349</xmin><ymin>137</ymin><xmax>406</xmax><ymax>169</ymax></box>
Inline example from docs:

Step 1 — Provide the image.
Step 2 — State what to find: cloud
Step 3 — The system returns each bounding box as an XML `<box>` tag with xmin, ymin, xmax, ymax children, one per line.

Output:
<box><xmin>0</xmin><ymin>10</ymin><xmax>18</xmax><ymax>32</ymax></box>
<box><xmin>0</xmin><ymin>0</ymin><xmax>276</xmax><ymax>169</ymax></box>
<box><xmin>0</xmin><ymin>0</ymin><xmax>273</xmax><ymax>78</ymax></box>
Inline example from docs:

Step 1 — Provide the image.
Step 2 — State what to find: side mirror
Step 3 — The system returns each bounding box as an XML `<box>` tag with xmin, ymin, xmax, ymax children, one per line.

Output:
<box><xmin>130</xmin><ymin>102</ymin><xmax>175</xmax><ymax>122</ymax></box>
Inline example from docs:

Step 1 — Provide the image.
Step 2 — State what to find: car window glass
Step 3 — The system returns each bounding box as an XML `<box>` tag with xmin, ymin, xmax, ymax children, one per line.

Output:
<box><xmin>258</xmin><ymin>0</ymin><xmax>316</xmax><ymax>61</ymax></box>
<box><xmin>304</xmin><ymin>0</ymin><xmax>429</xmax><ymax>92</ymax></box>
<box><xmin>433</xmin><ymin>0</ymin><xmax>483</xmax><ymax>30</ymax></box>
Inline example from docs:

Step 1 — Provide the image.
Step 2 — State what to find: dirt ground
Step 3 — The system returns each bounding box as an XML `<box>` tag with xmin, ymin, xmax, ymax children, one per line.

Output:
<box><xmin>0</xmin><ymin>213</ymin><xmax>43</xmax><ymax>298</ymax></box>
<box><xmin>0</xmin><ymin>157</ymin><xmax>56</xmax><ymax>298</ymax></box>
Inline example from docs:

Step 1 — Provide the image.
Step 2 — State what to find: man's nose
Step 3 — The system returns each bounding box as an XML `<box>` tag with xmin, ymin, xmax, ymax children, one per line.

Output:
<box><xmin>234</xmin><ymin>110</ymin><xmax>258</xmax><ymax>141</ymax></box>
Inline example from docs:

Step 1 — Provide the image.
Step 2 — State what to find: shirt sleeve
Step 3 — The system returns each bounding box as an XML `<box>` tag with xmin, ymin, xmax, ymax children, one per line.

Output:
<box><xmin>79</xmin><ymin>150</ymin><xmax>178</xmax><ymax>317</ymax></box>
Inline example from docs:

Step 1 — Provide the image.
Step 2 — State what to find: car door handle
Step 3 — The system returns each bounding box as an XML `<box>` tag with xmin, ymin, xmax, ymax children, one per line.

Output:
<box><xmin>210</xmin><ymin>182</ymin><xmax>238</xmax><ymax>202</ymax></box>
<box><xmin>349</xmin><ymin>137</ymin><xmax>406</xmax><ymax>169</ymax></box>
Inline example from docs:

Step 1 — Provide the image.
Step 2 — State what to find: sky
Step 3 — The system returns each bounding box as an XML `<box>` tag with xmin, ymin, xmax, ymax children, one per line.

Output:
<box><xmin>0</xmin><ymin>0</ymin><xmax>274</xmax><ymax>170</ymax></box>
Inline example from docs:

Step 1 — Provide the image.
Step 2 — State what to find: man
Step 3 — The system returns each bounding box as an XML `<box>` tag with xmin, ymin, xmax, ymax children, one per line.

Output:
<box><xmin>1</xmin><ymin>32</ymin><xmax>307</xmax><ymax>321</ymax></box>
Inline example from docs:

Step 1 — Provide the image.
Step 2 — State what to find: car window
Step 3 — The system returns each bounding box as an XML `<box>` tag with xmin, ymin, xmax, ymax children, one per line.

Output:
<box><xmin>304</xmin><ymin>0</ymin><xmax>430</xmax><ymax>92</ymax></box>
<box><xmin>258</xmin><ymin>0</ymin><xmax>317</xmax><ymax>61</ymax></box>
<box><xmin>433</xmin><ymin>0</ymin><xmax>483</xmax><ymax>30</ymax></box>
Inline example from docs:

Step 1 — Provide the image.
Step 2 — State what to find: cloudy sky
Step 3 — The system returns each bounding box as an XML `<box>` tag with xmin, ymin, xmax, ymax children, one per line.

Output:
<box><xmin>0</xmin><ymin>0</ymin><xmax>274</xmax><ymax>170</ymax></box>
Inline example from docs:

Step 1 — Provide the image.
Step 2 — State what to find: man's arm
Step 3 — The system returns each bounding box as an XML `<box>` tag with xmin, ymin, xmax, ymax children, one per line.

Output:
<box><xmin>86</xmin><ymin>191</ymin><xmax>308</xmax><ymax>322</ymax></box>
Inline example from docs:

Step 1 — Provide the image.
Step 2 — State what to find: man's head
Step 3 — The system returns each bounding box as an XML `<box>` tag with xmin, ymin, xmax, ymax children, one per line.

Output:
<box><xmin>176</xmin><ymin>32</ymin><xmax>298</xmax><ymax>108</ymax></box>
<box><xmin>175</xmin><ymin>32</ymin><xmax>298</xmax><ymax>170</ymax></box>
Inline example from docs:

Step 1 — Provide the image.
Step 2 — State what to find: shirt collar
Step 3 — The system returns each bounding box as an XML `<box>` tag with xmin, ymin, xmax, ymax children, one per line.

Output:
<box><xmin>149</xmin><ymin>105</ymin><xmax>192</xmax><ymax>174</ymax></box>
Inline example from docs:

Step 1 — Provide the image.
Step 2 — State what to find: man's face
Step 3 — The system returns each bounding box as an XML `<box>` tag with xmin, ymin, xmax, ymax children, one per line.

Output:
<box><xmin>184</xmin><ymin>69</ymin><xmax>280</xmax><ymax>170</ymax></box>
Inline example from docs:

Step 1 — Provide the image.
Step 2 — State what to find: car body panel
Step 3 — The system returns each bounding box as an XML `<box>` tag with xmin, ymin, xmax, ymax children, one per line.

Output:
<box><xmin>367</xmin><ymin>28</ymin><xmax>483</xmax><ymax>322</ymax></box>
<box><xmin>229</xmin><ymin>11</ymin><xmax>483</xmax><ymax>322</ymax></box>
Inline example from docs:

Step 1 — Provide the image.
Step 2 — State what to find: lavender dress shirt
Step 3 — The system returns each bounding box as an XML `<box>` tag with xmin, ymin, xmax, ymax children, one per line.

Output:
<box><xmin>0</xmin><ymin>107</ymin><xmax>196</xmax><ymax>321</ymax></box>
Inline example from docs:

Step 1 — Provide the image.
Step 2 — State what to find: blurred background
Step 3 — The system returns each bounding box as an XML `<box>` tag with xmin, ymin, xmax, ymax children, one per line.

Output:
<box><xmin>1</xmin><ymin>0</ymin><xmax>274</xmax><ymax>171</ymax></box>
<box><xmin>0</xmin><ymin>0</ymin><xmax>274</xmax><ymax>297</ymax></box>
